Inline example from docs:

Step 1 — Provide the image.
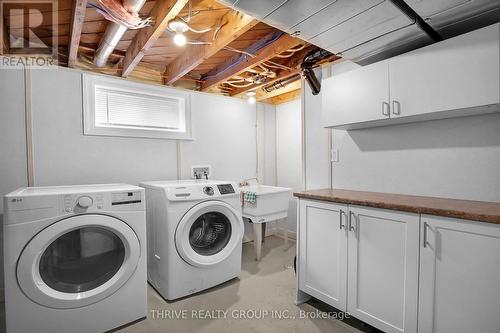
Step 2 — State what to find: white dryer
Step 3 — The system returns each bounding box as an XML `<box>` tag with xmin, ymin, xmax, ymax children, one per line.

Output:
<box><xmin>3</xmin><ymin>184</ymin><xmax>147</xmax><ymax>333</ymax></box>
<box><xmin>140</xmin><ymin>180</ymin><xmax>244</xmax><ymax>300</ymax></box>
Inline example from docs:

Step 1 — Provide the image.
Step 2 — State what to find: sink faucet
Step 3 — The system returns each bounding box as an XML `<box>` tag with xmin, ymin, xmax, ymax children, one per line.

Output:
<box><xmin>239</xmin><ymin>177</ymin><xmax>258</xmax><ymax>187</ymax></box>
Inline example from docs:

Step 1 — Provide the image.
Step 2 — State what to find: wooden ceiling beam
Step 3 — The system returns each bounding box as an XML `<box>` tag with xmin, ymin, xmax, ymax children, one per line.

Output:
<box><xmin>68</xmin><ymin>0</ymin><xmax>87</xmax><ymax>67</ymax></box>
<box><xmin>200</xmin><ymin>33</ymin><xmax>304</xmax><ymax>91</ymax></box>
<box><xmin>263</xmin><ymin>88</ymin><xmax>301</xmax><ymax>105</ymax></box>
<box><xmin>121</xmin><ymin>0</ymin><xmax>191</xmax><ymax>77</ymax></box>
<box><xmin>164</xmin><ymin>11</ymin><xmax>257</xmax><ymax>85</ymax></box>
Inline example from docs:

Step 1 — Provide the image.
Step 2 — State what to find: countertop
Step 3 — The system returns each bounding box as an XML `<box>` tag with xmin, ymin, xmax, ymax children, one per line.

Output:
<box><xmin>294</xmin><ymin>189</ymin><xmax>500</xmax><ymax>224</ymax></box>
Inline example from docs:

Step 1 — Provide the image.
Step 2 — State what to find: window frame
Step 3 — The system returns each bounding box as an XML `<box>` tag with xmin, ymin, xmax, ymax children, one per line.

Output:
<box><xmin>83</xmin><ymin>74</ymin><xmax>192</xmax><ymax>140</ymax></box>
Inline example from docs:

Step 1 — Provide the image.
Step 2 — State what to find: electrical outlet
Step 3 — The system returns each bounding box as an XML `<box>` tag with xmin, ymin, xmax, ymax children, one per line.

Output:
<box><xmin>191</xmin><ymin>165</ymin><xmax>212</xmax><ymax>179</ymax></box>
<box><xmin>331</xmin><ymin>149</ymin><xmax>339</xmax><ymax>162</ymax></box>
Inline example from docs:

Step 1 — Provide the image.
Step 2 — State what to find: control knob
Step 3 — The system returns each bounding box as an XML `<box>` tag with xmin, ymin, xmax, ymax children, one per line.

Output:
<box><xmin>203</xmin><ymin>187</ymin><xmax>214</xmax><ymax>196</ymax></box>
<box><xmin>76</xmin><ymin>196</ymin><xmax>93</xmax><ymax>209</ymax></box>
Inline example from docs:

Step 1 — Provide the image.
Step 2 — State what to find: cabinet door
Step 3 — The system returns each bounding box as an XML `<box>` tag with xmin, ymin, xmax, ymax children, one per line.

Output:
<box><xmin>389</xmin><ymin>23</ymin><xmax>500</xmax><ymax>118</ymax></box>
<box><xmin>419</xmin><ymin>215</ymin><xmax>500</xmax><ymax>333</ymax></box>
<box><xmin>298</xmin><ymin>199</ymin><xmax>348</xmax><ymax>310</ymax></box>
<box><xmin>347</xmin><ymin>206</ymin><xmax>419</xmax><ymax>333</ymax></box>
<box><xmin>322</xmin><ymin>60</ymin><xmax>390</xmax><ymax>127</ymax></box>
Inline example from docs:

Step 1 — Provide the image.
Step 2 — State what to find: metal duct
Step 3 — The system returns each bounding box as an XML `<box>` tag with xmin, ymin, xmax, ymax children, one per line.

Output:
<box><xmin>301</xmin><ymin>48</ymin><xmax>334</xmax><ymax>95</ymax></box>
<box><xmin>93</xmin><ymin>0</ymin><xmax>147</xmax><ymax>67</ymax></box>
<box><xmin>262</xmin><ymin>74</ymin><xmax>301</xmax><ymax>93</ymax></box>
<box><xmin>389</xmin><ymin>0</ymin><xmax>442</xmax><ymax>42</ymax></box>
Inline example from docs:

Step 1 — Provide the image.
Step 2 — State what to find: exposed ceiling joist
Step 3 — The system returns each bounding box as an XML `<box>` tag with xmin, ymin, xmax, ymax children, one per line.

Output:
<box><xmin>68</xmin><ymin>0</ymin><xmax>88</xmax><ymax>67</ymax></box>
<box><xmin>228</xmin><ymin>45</ymin><xmax>317</xmax><ymax>97</ymax></box>
<box><xmin>121</xmin><ymin>0</ymin><xmax>191</xmax><ymax>77</ymax></box>
<box><xmin>263</xmin><ymin>88</ymin><xmax>301</xmax><ymax>105</ymax></box>
<box><xmin>201</xmin><ymin>33</ymin><xmax>303</xmax><ymax>91</ymax></box>
<box><xmin>79</xmin><ymin>42</ymin><xmax>126</xmax><ymax>59</ymax></box>
<box><xmin>163</xmin><ymin>11</ymin><xmax>257</xmax><ymax>85</ymax></box>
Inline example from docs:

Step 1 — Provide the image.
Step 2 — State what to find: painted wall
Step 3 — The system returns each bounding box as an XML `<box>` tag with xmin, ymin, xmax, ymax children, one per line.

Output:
<box><xmin>302</xmin><ymin>60</ymin><xmax>500</xmax><ymax>202</ymax></box>
<box><xmin>0</xmin><ymin>67</ymin><xmax>278</xmax><ymax>288</ymax></box>
<box><xmin>275</xmin><ymin>98</ymin><xmax>302</xmax><ymax>232</ymax></box>
<box><xmin>31</xmin><ymin>69</ymin><xmax>179</xmax><ymax>186</ymax></box>
<box><xmin>0</xmin><ymin>69</ymin><xmax>28</xmax><ymax>289</ymax></box>
<box><xmin>303</xmin><ymin>68</ymin><xmax>332</xmax><ymax>191</ymax></box>
<box><xmin>332</xmin><ymin>113</ymin><xmax>500</xmax><ymax>201</ymax></box>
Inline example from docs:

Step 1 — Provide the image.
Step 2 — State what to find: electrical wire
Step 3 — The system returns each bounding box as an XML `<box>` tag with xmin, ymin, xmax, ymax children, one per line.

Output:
<box><xmin>201</xmin><ymin>31</ymin><xmax>286</xmax><ymax>81</ymax></box>
<box><xmin>90</xmin><ymin>1</ymin><xmax>152</xmax><ymax>29</ymax></box>
<box><xmin>263</xmin><ymin>60</ymin><xmax>292</xmax><ymax>71</ymax></box>
<box><xmin>223</xmin><ymin>46</ymin><xmax>256</xmax><ymax>58</ymax></box>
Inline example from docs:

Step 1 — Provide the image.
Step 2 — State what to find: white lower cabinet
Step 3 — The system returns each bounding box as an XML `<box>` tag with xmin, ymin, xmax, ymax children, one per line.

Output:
<box><xmin>298</xmin><ymin>199</ymin><xmax>419</xmax><ymax>333</ymax></box>
<box><xmin>347</xmin><ymin>205</ymin><xmax>419</xmax><ymax>333</ymax></box>
<box><xmin>298</xmin><ymin>200</ymin><xmax>348</xmax><ymax>310</ymax></box>
<box><xmin>418</xmin><ymin>215</ymin><xmax>500</xmax><ymax>333</ymax></box>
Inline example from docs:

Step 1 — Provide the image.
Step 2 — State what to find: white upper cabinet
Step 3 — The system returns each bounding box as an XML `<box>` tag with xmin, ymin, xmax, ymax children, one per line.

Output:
<box><xmin>322</xmin><ymin>23</ymin><xmax>500</xmax><ymax>129</ymax></box>
<box><xmin>322</xmin><ymin>60</ymin><xmax>390</xmax><ymax>127</ymax></box>
<box><xmin>347</xmin><ymin>206</ymin><xmax>419</xmax><ymax>333</ymax></box>
<box><xmin>419</xmin><ymin>215</ymin><xmax>500</xmax><ymax>333</ymax></box>
<box><xmin>389</xmin><ymin>23</ymin><xmax>500</xmax><ymax>119</ymax></box>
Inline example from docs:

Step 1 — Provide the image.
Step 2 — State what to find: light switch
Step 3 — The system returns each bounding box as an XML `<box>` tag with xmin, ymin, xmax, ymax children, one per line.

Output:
<box><xmin>331</xmin><ymin>149</ymin><xmax>339</xmax><ymax>162</ymax></box>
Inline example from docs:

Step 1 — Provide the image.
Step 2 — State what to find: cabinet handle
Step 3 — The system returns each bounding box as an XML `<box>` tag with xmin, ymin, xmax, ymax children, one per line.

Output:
<box><xmin>382</xmin><ymin>102</ymin><xmax>390</xmax><ymax>116</ymax></box>
<box><xmin>339</xmin><ymin>209</ymin><xmax>345</xmax><ymax>229</ymax></box>
<box><xmin>423</xmin><ymin>222</ymin><xmax>428</xmax><ymax>248</ymax></box>
<box><xmin>392</xmin><ymin>100</ymin><xmax>401</xmax><ymax>115</ymax></box>
<box><xmin>348</xmin><ymin>211</ymin><xmax>356</xmax><ymax>232</ymax></box>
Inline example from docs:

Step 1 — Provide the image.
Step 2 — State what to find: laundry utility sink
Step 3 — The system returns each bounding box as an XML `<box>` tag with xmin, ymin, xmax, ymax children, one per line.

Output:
<box><xmin>240</xmin><ymin>185</ymin><xmax>292</xmax><ymax>222</ymax></box>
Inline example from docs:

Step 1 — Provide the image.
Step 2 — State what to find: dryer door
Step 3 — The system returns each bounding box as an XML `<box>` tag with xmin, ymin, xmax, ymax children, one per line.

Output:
<box><xmin>175</xmin><ymin>201</ymin><xmax>244</xmax><ymax>268</ymax></box>
<box><xmin>17</xmin><ymin>214</ymin><xmax>140</xmax><ymax>309</ymax></box>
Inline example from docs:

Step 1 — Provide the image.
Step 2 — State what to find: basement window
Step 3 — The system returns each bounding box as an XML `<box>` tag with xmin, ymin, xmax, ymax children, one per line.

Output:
<box><xmin>83</xmin><ymin>74</ymin><xmax>192</xmax><ymax>140</ymax></box>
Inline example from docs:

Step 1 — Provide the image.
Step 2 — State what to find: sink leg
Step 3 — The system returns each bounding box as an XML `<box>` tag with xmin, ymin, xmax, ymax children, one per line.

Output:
<box><xmin>253</xmin><ymin>223</ymin><xmax>262</xmax><ymax>261</ymax></box>
<box><xmin>262</xmin><ymin>223</ymin><xmax>266</xmax><ymax>243</ymax></box>
<box><xmin>282</xmin><ymin>218</ymin><xmax>289</xmax><ymax>248</ymax></box>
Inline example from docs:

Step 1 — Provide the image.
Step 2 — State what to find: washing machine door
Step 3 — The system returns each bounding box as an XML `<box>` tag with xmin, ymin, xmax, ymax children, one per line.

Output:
<box><xmin>17</xmin><ymin>214</ymin><xmax>140</xmax><ymax>309</ymax></box>
<box><xmin>175</xmin><ymin>201</ymin><xmax>244</xmax><ymax>268</ymax></box>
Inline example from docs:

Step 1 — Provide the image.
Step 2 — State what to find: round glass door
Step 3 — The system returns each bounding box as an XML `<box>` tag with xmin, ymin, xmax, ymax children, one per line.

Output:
<box><xmin>17</xmin><ymin>214</ymin><xmax>140</xmax><ymax>309</ymax></box>
<box><xmin>39</xmin><ymin>227</ymin><xmax>125</xmax><ymax>293</ymax></box>
<box><xmin>175</xmin><ymin>201</ymin><xmax>244</xmax><ymax>268</ymax></box>
<box><xmin>189</xmin><ymin>212</ymin><xmax>232</xmax><ymax>256</ymax></box>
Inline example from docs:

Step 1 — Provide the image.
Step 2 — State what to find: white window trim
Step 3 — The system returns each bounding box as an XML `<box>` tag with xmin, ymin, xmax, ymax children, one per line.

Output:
<box><xmin>82</xmin><ymin>74</ymin><xmax>193</xmax><ymax>140</ymax></box>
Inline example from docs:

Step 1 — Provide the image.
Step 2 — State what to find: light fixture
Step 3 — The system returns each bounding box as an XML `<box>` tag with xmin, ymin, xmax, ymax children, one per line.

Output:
<box><xmin>246</xmin><ymin>91</ymin><xmax>256</xmax><ymax>104</ymax></box>
<box><xmin>173</xmin><ymin>33</ymin><xmax>187</xmax><ymax>46</ymax></box>
<box><xmin>168</xmin><ymin>19</ymin><xmax>189</xmax><ymax>47</ymax></box>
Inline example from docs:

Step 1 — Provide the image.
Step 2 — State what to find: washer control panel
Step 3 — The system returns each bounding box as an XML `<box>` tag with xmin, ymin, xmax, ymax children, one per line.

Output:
<box><xmin>112</xmin><ymin>191</ymin><xmax>142</xmax><ymax>205</ymax></box>
<box><xmin>217</xmin><ymin>184</ymin><xmax>235</xmax><ymax>195</ymax></box>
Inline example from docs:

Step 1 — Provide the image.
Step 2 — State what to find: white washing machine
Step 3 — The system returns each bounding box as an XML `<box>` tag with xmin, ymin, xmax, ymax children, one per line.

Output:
<box><xmin>3</xmin><ymin>184</ymin><xmax>147</xmax><ymax>333</ymax></box>
<box><xmin>139</xmin><ymin>180</ymin><xmax>244</xmax><ymax>300</ymax></box>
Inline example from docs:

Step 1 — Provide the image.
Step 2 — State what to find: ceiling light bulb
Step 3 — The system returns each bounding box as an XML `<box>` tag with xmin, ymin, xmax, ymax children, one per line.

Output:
<box><xmin>173</xmin><ymin>33</ymin><xmax>187</xmax><ymax>47</ymax></box>
<box><xmin>247</xmin><ymin>96</ymin><xmax>256</xmax><ymax>104</ymax></box>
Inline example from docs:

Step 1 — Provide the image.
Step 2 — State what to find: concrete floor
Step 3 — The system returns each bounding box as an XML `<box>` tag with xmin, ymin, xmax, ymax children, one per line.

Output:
<box><xmin>116</xmin><ymin>236</ymin><xmax>378</xmax><ymax>333</ymax></box>
<box><xmin>1</xmin><ymin>236</ymin><xmax>381</xmax><ymax>333</ymax></box>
